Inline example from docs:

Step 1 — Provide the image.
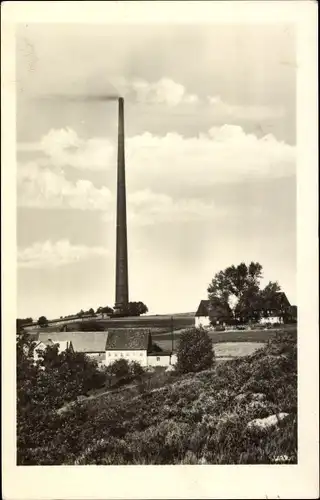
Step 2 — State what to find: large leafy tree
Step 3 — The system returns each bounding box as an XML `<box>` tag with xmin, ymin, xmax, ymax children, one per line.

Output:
<box><xmin>208</xmin><ymin>262</ymin><xmax>282</xmax><ymax>323</ymax></box>
<box><xmin>176</xmin><ymin>328</ymin><xmax>214</xmax><ymax>374</ymax></box>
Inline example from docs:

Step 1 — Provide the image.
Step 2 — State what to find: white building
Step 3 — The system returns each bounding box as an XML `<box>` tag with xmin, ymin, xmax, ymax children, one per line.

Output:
<box><xmin>33</xmin><ymin>338</ymin><xmax>73</xmax><ymax>362</ymax></box>
<box><xmin>105</xmin><ymin>330</ymin><xmax>176</xmax><ymax>368</ymax></box>
<box><xmin>30</xmin><ymin>329</ymin><xmax>176</xmax><ymax>368</ymax></box>
<box><xmin>195</xmin><ymin>300</ymin><xmax>211</xmax><ymax>328</ymax></box>
<box><xmin>258</xmin><ymin>292</ymin><xmax>291</xmax><ymax>325</ymax></box>
<box><xmin>259</xmin><ymin>316</ymin><xmax>284</xmax><ymax>325</ymax></box>
<box><xmin>35</xmin><ymin>331</ymin><xmax>107</xmax><ymax>364</ymax></box>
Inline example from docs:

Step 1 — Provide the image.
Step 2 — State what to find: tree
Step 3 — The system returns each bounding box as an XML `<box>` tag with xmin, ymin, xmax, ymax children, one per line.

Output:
<box><xmin>88</xmin><ymin>308</ymin><xmax>95</xmax><ymax>316</ymax></box>
<box><xmin>97</xmin><ymin>306</ymin><xmax>113</xmax><ymax>315</ymax></box>
<box><xmin>102</xmin><ymin>306</ymin><xmax>114</xmax><ymax>315</ymax></box>
<box><xmin>37</xmin><ymin>316</ymin><xmax>48</xmax><ymax>327</ymax></box>
<box><xmin>121</xmin><ymin>301</ymin><xmax>148</xmax><ymax>317</ymax></box>
<box><xmin>176</xmin><ymin>328</ymin><xmax>214</xmax><ymax>374</ymax></box>
<box><xmin>17</xmin><ymin>317</ymin><xmax>33</xmax><ymax>330</ymax></box>
<box><xmin>207</xmin><ymin>262</ymin><xmax>282</xmax><ymax>323</ymax></box>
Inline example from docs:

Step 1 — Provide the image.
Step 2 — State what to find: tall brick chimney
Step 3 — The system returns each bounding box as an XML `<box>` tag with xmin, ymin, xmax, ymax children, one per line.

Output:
<box><xmin>114</xmin><ymin>97</ymin><xmax>129</xmax><ymax>314</ymax></box>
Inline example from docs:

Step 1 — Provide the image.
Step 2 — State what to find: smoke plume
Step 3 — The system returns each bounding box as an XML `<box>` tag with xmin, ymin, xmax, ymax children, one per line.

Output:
<box><xmin>37</xmin><ymin>94</ymin><xmax>120</xmax><ymax>102</ymax></box>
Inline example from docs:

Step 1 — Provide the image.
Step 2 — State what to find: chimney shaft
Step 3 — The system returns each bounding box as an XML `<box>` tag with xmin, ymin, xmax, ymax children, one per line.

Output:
<box><xmin>114</xmin><ymin>97</ymin><xmax>129</xmax><ymax>312</ymax></box>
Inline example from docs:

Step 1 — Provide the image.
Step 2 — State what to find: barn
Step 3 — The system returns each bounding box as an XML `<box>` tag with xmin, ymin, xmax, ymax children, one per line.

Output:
<box><xmin>105</xmin><ymin>330</ymin><xmax>176</xmax><ymax>368</ymax></box>
<box><xmin>195</xmin><ymin>300</ymin><xmax>232</xmax><ymax>328</ymax></box>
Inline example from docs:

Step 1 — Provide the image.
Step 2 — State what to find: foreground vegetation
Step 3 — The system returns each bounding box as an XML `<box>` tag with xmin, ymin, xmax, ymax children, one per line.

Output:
<box><xmin>17</xmin><ymin>329</ymin><xmax>297</xmax><ymax>465</ymax></box>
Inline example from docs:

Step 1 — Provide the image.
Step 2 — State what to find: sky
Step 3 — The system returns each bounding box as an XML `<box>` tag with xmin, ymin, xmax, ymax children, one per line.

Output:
<box><xmin>16</xmin><ymin>23</ymin><xmax>296</xmax><ymax>320</ymax></box>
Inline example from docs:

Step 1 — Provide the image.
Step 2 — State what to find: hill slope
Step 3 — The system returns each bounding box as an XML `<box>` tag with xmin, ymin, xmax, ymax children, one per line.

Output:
<box><xmin>19</xmin><ymin>331</ymin><xmax>297</xmax><ymax>465</ymax></box>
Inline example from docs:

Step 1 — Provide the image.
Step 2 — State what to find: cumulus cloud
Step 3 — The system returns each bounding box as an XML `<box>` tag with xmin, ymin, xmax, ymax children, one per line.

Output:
<box><xmin>17</xmin><ymin>161</ymin><xmax>113</xmax><ymax>210</ymax></box>
<box><xmin>112</xmin><ymin>77</ymin><xmax>199</xmax><ymax>106</ymax></box>
<box><xmin>207</xmin><ymin>95</ymin><xmax>285</xmax><ymax>121</ymax></box>
<box><xmin>18</xmin><ymin>124</ymin><xmax>295</xmax><ymax>185</ymax></box>
<box><xmin>126</xmin><ymin>125</ymin><xmax>295</xmax><ymax>185</ymax></box>
<box><xmin>125</xmin><ymin>189</ymin><xmax>219</xmax><ymax>226</ymax></box>
<box><xmin>17</xmin><ymin>124</ymin><xmax>295</xmax><ymax>225</ymax></box>
<box><xmin>18</xmin><ymin>239</ymin><xmax>109</xmax><ymax>269</ymax></box>
<box><xmin>17</xmin><ymin>128</ymin><xmax>115</xmax><ymax>171</ymax></box>
<box><xmin>18</xmin><ymin>158</ymin><xmax>221</xmax><ymax>224</ymax></box>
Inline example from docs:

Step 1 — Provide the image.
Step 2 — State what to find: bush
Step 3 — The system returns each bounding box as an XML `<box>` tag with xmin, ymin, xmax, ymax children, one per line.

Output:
<box><xmin>110</xmin><ymin>359</ymin><xmax>131</xmax><ymax>380</ymax></box>
<box><xmin>130</xmin><ymin>361</ymin><xmax>145</xmax><ymax>378</ymax></box>
<box><xmin>176</xmin><ymin>328</ymin><xmax>215</xmax><ymax>374</ymax></box>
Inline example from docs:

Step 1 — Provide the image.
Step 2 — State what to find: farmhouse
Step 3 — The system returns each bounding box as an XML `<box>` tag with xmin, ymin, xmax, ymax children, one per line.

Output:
<box><xmin>195</xmin><ymin>300</ymin><xmax>231</xmax><ymax>328</ymax></box>
<box><xmin>32</xmin><ymin>338</ymin><xmax>73</xmax><ymax>362</ymax></box>
<box><xmin>258</xmin><ymin>292</ymin><xmax>292</xmax><ymax>325</ymax></box>
<box><xmin>35</xmin><ymin>331</ymin><xmax>107</xmax><ymax>366</ymax></box>
<box><xmin>105</xmin><ymin>330</ymin><xmax>176</xmax><ymax>368</ymax></box>
<box><xmin>31</xmin><ymin>329</ymin><xmax>176</xmax><ymax>368</ymax></box>
<box><xmin>195</xmin><ymin>300</ymin><xmax>211</xmax><ymax>328</ymax></box>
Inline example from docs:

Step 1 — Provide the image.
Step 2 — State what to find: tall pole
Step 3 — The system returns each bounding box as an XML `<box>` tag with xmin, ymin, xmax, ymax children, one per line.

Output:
<box><xmin>114</xmin><ymin>97</ymin><xmax>129</xmax><ymax>314</ymax></box>
<box><xmin>171</xmin><ymin>315</ymin><xmax>174</xmax><ymax>352</ymax></box>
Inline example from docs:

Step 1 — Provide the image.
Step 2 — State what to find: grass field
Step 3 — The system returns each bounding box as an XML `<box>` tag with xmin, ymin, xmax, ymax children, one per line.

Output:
<box><xmin>30</xmin><ymin>314</ymin><xmax>194</xmax><ymax>334</ymax></box>
<box><xmin>153</xmin><ymin>326</ymin><xmax>297</xmax><ymax>351</ymax></box>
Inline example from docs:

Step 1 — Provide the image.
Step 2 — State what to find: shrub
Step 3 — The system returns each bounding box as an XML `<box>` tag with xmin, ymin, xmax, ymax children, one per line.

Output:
<box><xmin>130</xmin><ymin>361</ymin><xmax>145</xmax><ymax>378</ymax></box>
<box><xmin>176</xmin><ymin>328</ymin><xmax>215</xmax><ymax>374</ymax></box>
<box><xmin>110</xmin><ymin>359</ymin><xmax>131</xmax><ymax>380</ymax></box>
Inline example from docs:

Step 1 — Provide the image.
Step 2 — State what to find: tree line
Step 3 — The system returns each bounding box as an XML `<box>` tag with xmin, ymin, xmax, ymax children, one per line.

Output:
<box><xmin>17</xmin><ymin>301</ymin><xmax>149</xmax><ymax>329</ymax></box>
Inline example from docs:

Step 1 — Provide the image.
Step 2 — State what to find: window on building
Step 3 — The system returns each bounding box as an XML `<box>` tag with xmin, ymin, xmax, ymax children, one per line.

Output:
<box><xmin>140</xmin><ymin>352</ymin><xmax>143</xmax><ymax>356</ymax></box>
<box><xmin>115</xmin><ymin>353</ymin><xmax>117</xmax><ymax>357</ymax></box>
<box><xmin>157</xmin><ymin>357</ymin><xmax>160</xmax><ymax>362</ymax></box>
<box><xmin>108</xmin><ymin>353</ymin><xmax>111</xmax><ymax>356</ymax></box>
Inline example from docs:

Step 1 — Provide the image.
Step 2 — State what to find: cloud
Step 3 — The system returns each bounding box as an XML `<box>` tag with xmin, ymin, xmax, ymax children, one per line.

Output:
<box><xmin>114</xmin><ymin>77</ymin><xmax>199</xmax><ymax>106</ymax></box>
<box><xmin>18</xmin><ymin>157</ymin><xmax>221</xmax><ymax>224</ymax></box>
<box><xmin>126</xmin><ymin>125</ymin><xmax>295</xmax><ymax>186</ymax></box>
<box><xmin>18</xmin><ymin>124</ymin><xmax>295</xmax><ymax>186</ymax></box>
<box><xmin>125</xmin><ymin>189</ymin><xmax>219</xmax><ymax>226</ymax></box>
<box><xmin>17</xmin><ymin>129</ymin><xmax>115</xmax><ymax>171</ymax></box>
<box><xmin>17</xmin><ymin>161</ymin><xmax>113</xmax><ymax>210</ymax></box>
<box><xmin>18</xmin><ymin>239</ymin><xmax>109</xmax><ymax>269</ymax></box>
<box><xmin>207</xmin><ymin>95</ymin><xmax>285</xmax><ymax>121</ymax></box>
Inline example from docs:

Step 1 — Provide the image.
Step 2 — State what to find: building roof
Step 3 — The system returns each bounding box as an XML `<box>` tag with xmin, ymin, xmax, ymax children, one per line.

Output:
<box><xmin>37</xmin><ymin>331</ymin><xmax>107</xmax><ymax>353</ymax></box>
<box><xmin>259</xmin><ymin>291</ymin><xmax>291</xmax><ymax>311</ymax></box>
<box><xmin>148</xmin><ymin>350</ymin><xmax>172</xmax><ymax>356</ymax></box>
<box><xmin>105</xmin><ymin>329</ymin><xmax>151</xmax><ymax>351</ymax></box>
<box><xmin>195</xmin><ymin>300</ymin><xmax>210</xmax><ymax>317</ymax></box>
<box><xmin>195</xmin><ymin>300</ymin><xmax>230</xmax><ymax>319</ymax></box>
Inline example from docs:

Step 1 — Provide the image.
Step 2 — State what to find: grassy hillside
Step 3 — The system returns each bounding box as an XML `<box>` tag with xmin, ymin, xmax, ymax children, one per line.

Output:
<box><xmin>21</xmin><ymin>330</ymin><xmax>297</xmax><ymax>465</ymax></box>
